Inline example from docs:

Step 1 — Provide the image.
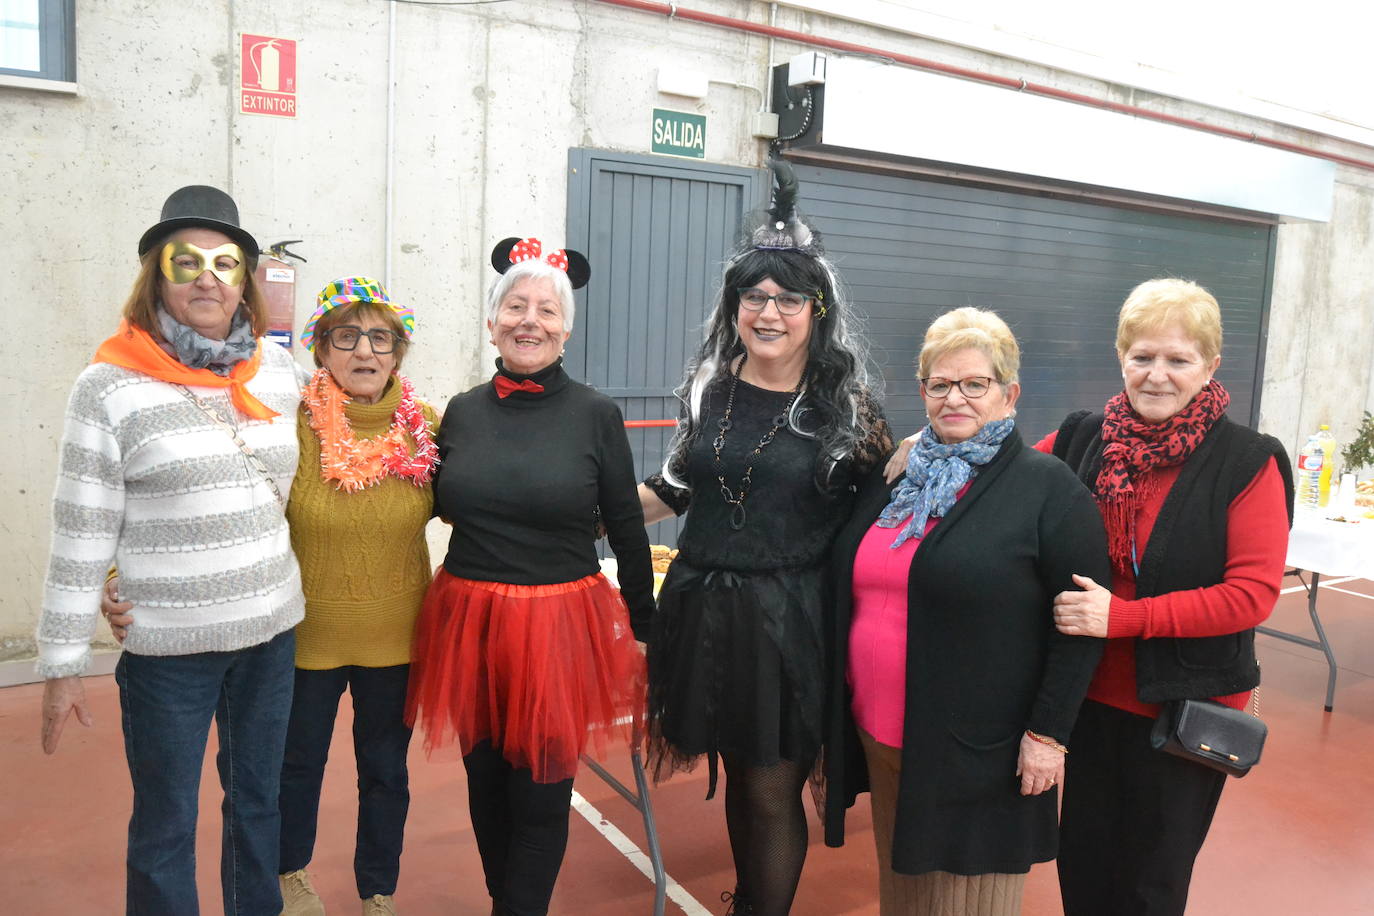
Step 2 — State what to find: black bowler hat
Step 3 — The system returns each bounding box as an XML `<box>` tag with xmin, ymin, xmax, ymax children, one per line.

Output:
<box><xmin>137</xmin><ymin>185</ymin><xmax>260</xmax><ymax>258</ymax></box>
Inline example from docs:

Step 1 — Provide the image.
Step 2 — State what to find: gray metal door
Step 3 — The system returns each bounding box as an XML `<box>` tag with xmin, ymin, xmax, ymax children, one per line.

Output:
<box><xmin>791</xmin><ymin>162</ymin><xmax>1276</xmax><ymax>443</ymax></box>
<box><xmin>566</xmin><ymin>149</ymin><xmax>764</xmax><ymax>548</ymax></box>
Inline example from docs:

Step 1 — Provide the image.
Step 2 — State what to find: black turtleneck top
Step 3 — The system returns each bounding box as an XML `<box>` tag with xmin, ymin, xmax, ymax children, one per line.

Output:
<box><xmin>433</xmin><ymin>359</ymin><xmax>655</xmax><ymax>632</ymax></box>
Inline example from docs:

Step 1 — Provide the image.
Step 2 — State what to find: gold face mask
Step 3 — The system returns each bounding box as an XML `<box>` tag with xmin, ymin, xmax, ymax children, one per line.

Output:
<box><xmin>159</xmin><ymin>241</ymin><xmax>248</xmax><ymax>286</ymax></box>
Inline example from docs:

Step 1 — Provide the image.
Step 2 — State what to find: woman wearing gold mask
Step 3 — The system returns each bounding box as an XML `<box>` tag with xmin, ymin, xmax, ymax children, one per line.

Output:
<box><xmin>36</xmin><ymin>186</ymin><xmax>305</xmax><ymax>915</ymax></box>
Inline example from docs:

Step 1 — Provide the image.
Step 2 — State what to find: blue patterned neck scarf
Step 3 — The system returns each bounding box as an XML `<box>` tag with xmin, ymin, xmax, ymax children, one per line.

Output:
<box><xmin>876</xmin><ymin>417</ymin><xmax>1015</xmax><ymax>548</ymax></box>
<box><xmin>156</xmin><ymin>305</ymin><xmax>257</xmax><ymax>376</ymax></box>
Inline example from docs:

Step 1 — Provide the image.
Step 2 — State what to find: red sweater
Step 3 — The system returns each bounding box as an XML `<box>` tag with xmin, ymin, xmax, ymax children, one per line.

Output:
<box><xmin>1033</xmin><ymin>430</ymin><xmax>1288</xmax><ymax>717</ymax></box>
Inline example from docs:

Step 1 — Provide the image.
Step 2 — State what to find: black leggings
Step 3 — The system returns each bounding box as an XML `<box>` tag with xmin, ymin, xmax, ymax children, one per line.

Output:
<box><xmin>463</xmin><ymin>740</ymin><xmax>575</xmax><ymax>916</ymax></box>
<box><xmin>721</xmin><ymin>752</ymin><xmax>815</xmax><ymax>916</ymax></box>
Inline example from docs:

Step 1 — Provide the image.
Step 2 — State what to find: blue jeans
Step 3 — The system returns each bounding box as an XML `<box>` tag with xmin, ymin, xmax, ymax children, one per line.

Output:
<box><xmin>116</xmin><ymin>629</ymin><xmax>295</xmax><ymax>916</ymax></box>
<box><xmin>278</xmin><ymin>664</ymin><xmax>413</xmax><ymax>898</ymax></box>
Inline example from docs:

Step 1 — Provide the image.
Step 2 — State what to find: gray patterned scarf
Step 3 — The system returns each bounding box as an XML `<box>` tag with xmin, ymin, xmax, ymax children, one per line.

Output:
<box><xmin>877</xmin><ymin>417</ymin><xmax>1015</xmax><ymax>548</ymax></box>
<box><xmin>156</xmin><ymin>305</ymin><xmax>258</xmax><ymax>376</ymax></box>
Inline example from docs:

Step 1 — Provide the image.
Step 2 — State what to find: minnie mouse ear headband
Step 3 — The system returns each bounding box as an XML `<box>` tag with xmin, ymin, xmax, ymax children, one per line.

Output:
<box><xmin>491</xmin><ymin>237</ymin><xmax>591</xmax><ymax>289</ymax></box>
<box><xmin>734</xmin><ymin>158</ymin><xmax>824</xmax><ymax>259</ymax></box>
<box><xmin>300</xmin><ymin>276</ymin><xmax>415</xmax><ymax>351</ymax></box>
<box><xmin>138</xmin><ymin>185</ymin><xmax>260</xmax><ymax>259</ymax></box>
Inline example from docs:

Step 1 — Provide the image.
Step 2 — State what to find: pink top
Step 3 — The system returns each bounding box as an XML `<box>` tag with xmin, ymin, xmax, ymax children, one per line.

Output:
<box><xmin>848</xmin><ymin>483</ymin><xmax>970</xmax><ymax>747</ymax></box>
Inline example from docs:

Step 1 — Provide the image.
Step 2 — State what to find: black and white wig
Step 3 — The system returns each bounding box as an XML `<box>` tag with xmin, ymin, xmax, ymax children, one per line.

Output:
<box><xmin>660</xmin><ymin>160</ymin><xmax>876</xmax><ymax>490</ymax></box>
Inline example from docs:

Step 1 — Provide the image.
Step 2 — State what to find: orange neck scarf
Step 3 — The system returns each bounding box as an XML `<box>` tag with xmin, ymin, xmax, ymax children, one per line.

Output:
<box><xmin>91</xmin><ymin>321</ymin><xmax>279</xmax><ymax>420</ymax></box>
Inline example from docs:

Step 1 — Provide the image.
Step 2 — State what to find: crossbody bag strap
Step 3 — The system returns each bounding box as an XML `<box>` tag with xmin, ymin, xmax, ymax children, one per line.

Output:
<box><xmin>175</xmin><ymin>385</ymin><xmax>286</xmax><ymax>508</ymax></box>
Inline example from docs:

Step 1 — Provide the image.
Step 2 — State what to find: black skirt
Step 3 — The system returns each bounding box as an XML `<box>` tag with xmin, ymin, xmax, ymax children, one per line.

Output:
<box><xmin>646</xmin><ymin>558</ymin><xmax>827</xmax><ymax>792</ymax></box>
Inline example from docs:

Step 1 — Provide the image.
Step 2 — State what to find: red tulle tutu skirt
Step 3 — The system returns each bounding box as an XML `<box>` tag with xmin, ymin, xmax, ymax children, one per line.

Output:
<box><xmin>405</xmin><ymin>569</ymin><xmax>646</xmax><ymax>783</ymax></box>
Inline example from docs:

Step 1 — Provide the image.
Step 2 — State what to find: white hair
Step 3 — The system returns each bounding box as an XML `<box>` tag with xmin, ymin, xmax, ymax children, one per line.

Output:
<box><xmin>485</xmin><ymin>259</ymin><xmax>577</xmax><ymax>332</ymax></box>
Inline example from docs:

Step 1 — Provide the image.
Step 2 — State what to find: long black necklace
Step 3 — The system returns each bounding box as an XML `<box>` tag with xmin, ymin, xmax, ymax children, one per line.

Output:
<box><xmin>713</xmin><ymin>353</ymin><xmax>805</xmax><ymax>531</ymax></box>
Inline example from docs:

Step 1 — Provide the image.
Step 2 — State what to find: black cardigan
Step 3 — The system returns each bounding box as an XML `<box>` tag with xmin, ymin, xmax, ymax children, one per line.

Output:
<box><xmin>824</xmin><ymin>431</ymin><xmax>1110</xmax><ymax>876</ymax></box>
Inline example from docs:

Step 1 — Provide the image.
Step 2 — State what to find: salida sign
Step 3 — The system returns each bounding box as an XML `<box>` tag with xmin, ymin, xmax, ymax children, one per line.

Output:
<box><xmin>241</xmin><ymin>34</ymin><xmax>297</xmax><ymax>118</ymax></box>
<box><xmin>651</xmin><ymin>108</ymin><xmax>705</xmax><ymax>159</ymax></box>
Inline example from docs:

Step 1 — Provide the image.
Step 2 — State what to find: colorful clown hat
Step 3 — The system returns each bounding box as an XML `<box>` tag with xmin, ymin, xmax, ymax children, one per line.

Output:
<box><xmin>300</xmin><ymin>276</ymin><xmax>415</xmax><ymax>351</ymax></box>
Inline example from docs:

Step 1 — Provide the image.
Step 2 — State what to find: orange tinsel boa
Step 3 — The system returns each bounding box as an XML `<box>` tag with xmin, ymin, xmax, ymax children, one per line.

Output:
<box><xmin>302</xmin><ymin>369</ymin><xmax>437</xmax><ymax>491</ymax></box>
<box><xmin>91</xmin><ymin>321</ymin><xmax>278</xmax><ymax>420</ymax></box>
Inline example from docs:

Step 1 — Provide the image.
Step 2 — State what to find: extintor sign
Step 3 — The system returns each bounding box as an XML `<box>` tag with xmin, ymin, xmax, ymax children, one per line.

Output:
<box><xmin>240</xmin><ymin>34</ymin><xmax>297</xmax><ymax>118</ymax></box>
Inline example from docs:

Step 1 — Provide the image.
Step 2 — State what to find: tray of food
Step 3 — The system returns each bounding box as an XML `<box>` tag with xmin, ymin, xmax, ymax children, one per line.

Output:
<box><xmin>651</xmin><ymin>544</ymin><xmax>678</xmax><ymax>596</ymax></box>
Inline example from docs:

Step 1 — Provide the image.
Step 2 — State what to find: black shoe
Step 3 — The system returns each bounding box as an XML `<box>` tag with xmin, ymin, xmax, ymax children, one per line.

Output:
<box><xmin>721</xmin><ymin>889</ymin><xmax>754</xmax><ymax>916</ymax></box>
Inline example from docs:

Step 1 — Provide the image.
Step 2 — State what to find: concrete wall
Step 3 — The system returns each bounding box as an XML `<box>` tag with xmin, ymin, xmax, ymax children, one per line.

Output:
<box><xmin>3</xmin><ymin>0</ymin><xmax>1373</xmax><ymax>656</ymax></box>
<box><xmin>0</xmin><ymin>0</ymin><xmax>785</xmax><ymax>658</ymax></box>
<box><xmin>1265</xmin><ymin>168</ymin><xmax>1374</xmax><ymax>459</ymax></box>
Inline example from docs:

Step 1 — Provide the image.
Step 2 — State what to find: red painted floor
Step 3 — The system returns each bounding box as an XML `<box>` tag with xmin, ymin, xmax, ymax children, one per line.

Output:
<box><xmin>5</xmin><ymin>577</ymin><xmax>1374</xmax><ymax>914</ymax></box>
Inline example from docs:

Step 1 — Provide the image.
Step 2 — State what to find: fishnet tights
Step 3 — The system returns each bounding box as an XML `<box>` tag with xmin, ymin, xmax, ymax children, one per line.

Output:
<box><xmin>720</xmin><ymin>753</ymin><xmax>815</xmax><ymax>916</ymax></box>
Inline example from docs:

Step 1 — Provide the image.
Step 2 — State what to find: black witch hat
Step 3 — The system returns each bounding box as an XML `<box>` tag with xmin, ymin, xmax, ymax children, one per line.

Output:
<box><xmin>739</xmin><ymin>158</ymin><xmax>824</xmax><ymax>257</ymax></box>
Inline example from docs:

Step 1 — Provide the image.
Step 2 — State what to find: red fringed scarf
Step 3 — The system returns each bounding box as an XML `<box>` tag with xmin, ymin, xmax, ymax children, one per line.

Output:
<box><xmin>1095</xmin><ymin>381</ymin><xmax>1230</xmax><ymax>572</ymax></box>
<box><xmin>302</xmin><ymin>369</ymin><xmax>438</xmax><ymax>491</ymax></box>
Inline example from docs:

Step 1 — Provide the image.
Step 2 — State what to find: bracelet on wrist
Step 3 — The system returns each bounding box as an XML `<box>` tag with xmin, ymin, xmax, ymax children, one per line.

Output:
<box><xmin>1025</xmin><ymin>729</ymin><xmax>1069</xmax><ymax>755</ymax></box>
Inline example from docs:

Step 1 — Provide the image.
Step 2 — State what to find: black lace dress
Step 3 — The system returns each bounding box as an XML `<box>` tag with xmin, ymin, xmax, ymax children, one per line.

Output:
<box><xmin>645</xmin><ymin>376</ymin><xmax>889</xmax><ymax>795</ymax></box>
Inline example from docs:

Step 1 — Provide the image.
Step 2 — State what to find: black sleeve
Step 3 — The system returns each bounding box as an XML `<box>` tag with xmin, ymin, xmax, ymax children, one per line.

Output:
<box><xmin>431</xmin><ymin>394</ymin><xmax>462</xmax><ymax>522</ymax></box>
<box><xmin>596</xmin><ymin>401</ymin><xmax>656</xmax><ymax>640</ymax></box>
<box><xmin>644</xmin><ymin>471</ymin><xmax>692</xmax><ymax>516</ymax></box>
<box><xmin>850</xmin><ymin>390</ymin><xmax>894</xmax><ymax>479</ymax></box>
<box><xmin>1026</xmin><ymin>474</ymin><xmax>1111</xmax><ymax>743</ymax></box>
<box><xmin>643</xmin><ymin>407</ymin><xmax>693</xmax><ymax>515</ymax></box>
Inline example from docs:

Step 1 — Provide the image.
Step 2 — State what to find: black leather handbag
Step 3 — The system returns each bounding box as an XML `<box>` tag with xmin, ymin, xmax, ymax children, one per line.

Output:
<box><xmin>1149</xmin><ymin>696</ymin><xmax>1266</xmax><ymax>778</ymax></box>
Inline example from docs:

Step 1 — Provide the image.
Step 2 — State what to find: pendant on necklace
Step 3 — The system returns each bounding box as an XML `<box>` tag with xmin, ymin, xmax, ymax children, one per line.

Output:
<box><xmin>729</xmin><ymin>503</ymin><xmax>748</xmax><ymax>531</ymax></box>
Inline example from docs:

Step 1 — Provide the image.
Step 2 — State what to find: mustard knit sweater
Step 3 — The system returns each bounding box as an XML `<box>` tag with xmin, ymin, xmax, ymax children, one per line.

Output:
<box><xmin>287</xmin><ymin>377</ymin><xmax>438</xmax><ymax>669</ymax></box>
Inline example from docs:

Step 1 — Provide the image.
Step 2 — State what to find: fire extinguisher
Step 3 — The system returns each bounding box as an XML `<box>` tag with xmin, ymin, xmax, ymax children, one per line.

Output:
<box><xmin>256</xmin><ymin>240</ymin><xmax>306</xmax><ymax>350</ymax></box>
<box><xmin>249</xmin><ymin>38</ymin><xmax>281</xmax><ymax>92</ymax></box>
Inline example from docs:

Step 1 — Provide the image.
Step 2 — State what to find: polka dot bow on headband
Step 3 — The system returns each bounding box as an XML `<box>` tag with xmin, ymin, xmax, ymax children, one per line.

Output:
<box><xmin>300</xmin><ymin>276</ymin><xmax>415</xmax><ymax>351</ymax></box>
<box><xmin>490</xmin><ymin>237</ymin><xmax>591</xmax><ymax>289</ymax></box>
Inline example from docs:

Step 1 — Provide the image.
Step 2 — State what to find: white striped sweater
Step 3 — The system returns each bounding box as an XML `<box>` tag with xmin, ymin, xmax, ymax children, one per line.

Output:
<box><xmin>37</xmin><ymin>341</ymin><xmax>306</xmax><ymax>677</ymax></box>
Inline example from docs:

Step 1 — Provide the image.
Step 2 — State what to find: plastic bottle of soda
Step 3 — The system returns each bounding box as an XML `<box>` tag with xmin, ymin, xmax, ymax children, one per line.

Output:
<box><xmin>1296</xmin><ymin>434</ymin><xmax>1324</xmax><ymax>509</ymax></box>
<box><xmin>1315</xmin><ymin>425</ymin><xmax>1337</xmax><ymax>507</ymax></box>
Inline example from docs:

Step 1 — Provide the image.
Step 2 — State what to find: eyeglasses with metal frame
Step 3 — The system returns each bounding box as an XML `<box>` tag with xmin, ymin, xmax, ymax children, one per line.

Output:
<box><xmin>920</xmin><ymin>376</ymin><xmax>998</xmax><ymax>399</ymax></box>
<box><xmin>322</xmin><ymin>326</ymin><xmax>402</xmax><ymax>353</ymax></box>
<box><xmin>737</xmin><ymin>287</ymin><xmax>815</xmax><ymax>316</ymax></box>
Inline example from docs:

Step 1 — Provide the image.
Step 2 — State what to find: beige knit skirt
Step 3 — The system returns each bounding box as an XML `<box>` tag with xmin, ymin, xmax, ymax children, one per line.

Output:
<box><xmin>860</xmin><ymin>727</ymin><xmax>1027</xmax><ymax>916</ymax></box>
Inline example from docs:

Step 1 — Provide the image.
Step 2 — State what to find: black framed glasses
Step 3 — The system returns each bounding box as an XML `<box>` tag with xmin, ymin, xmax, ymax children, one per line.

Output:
<box><xmin>322</xmin><ymin>326</ymin><xmax>401</xmax><ymax>353</ymax></box>
<box><xmin>737</xmin><ymin>287</ymin><xmax>814</xmax><ymax>316</ymax></box>
<box><xmin>921</xmin><ymin>376</ymin><xmax>997</xmax><ymax>399</ymax></box>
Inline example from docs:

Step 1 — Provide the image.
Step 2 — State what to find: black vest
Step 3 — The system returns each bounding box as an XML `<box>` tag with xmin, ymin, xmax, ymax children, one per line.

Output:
<box><xmin>1054</xmin><ymin>410</ymin><xmax>1294</xmax><ymax>702</ymax></box>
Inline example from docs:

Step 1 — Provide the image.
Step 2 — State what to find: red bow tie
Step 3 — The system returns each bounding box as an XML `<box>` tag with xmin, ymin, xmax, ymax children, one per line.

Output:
<box><xmin>494</xmin><ymin>376</ymin><xmax>545</xmax><ymax>399</ymax></box>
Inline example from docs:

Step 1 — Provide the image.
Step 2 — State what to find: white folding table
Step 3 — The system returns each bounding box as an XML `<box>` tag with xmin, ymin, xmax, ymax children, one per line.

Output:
<box><xmin>1259</xmin><ymin>509</ymin><xmax>1374</xmax><ymax>710</ymax></box>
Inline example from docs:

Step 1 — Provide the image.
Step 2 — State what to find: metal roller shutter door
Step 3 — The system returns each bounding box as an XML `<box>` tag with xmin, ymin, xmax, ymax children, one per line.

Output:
<box><xmin>792</xmin><ymin>162</ymin><xmax>1276</xmax><ymax>442</ymax></box>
